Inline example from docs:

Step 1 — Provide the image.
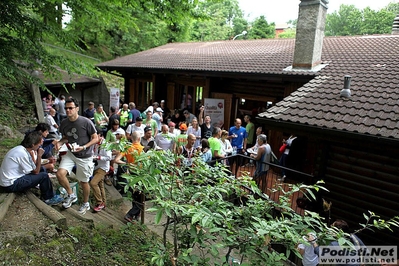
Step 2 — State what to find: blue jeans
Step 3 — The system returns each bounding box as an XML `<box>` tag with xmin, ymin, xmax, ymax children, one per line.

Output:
<box><xmin>2</xmin><ymin>172</ymin><xmax>54</xmax><ymax>200</ymax></box>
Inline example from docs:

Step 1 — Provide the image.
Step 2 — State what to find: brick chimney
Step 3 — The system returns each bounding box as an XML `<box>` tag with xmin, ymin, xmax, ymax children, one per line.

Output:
<box><xmin>293</xmin><ymin>0</ymin><xmax>329</xmax><ymax>70</ymax></box>
<box><xmin>393</xmin><ymin>14</ymin><xmax>399</xmax><ymax>35</ymax></box>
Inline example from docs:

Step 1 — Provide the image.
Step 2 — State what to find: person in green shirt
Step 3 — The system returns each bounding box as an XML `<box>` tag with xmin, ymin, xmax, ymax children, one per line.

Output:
<box><xmin>94</xmin><ymin>104</ymin><xmax>109</xmax><ymax>136</ymax></box>
<box><xmin>118</xmin><ymin>103</ymin><xmax>130</xmax><ymax>130</ymax></box>
<box><xmin>175</xmin><ymin>123</ymin><xmax>188</xmax><ymax>153</ymax></box>
<box><xmin>143</xmin><ymin>110</ymin><xmax>158</xmax><ymax>136</ymax></box>
<box><xmin>208</xmin><ymin>127</ymin><xmax>224</xmax><ymax>159</ymax></box>
<box><xmin>244</xmin><ymin>115</ymin><xmax>255</xmax><ymax>148</ymax></box>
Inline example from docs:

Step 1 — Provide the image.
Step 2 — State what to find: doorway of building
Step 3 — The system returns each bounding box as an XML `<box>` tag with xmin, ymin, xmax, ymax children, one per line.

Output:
<box><xmin>175</xmin><ymin>84</ymin><xmax>203</xmax><ymax>114</ymax></box>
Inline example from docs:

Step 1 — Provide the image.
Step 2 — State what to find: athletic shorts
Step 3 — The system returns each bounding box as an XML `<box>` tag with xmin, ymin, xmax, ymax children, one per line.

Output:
<box><xmin>59</xmin><ymin>151</ymin><xmax>94</xmax><ymax>182</ymax></box>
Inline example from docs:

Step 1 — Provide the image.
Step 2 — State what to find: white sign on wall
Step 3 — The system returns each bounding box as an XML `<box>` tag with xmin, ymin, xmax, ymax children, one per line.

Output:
<box><xmin>204</xmin><ymin>98</ymin><xmax>225</xmax><ymax>128</ymax></box>
<box><xmin>110</xmin><ymin>88</ymin><xmax>120</xmax><ymax>111</ymax></box>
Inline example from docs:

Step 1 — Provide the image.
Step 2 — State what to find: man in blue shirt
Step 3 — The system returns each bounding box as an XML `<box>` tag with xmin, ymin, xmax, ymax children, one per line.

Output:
<box><xmin>229</xmin><ymin>118</ymin><xmax>248</xmax><ymax>153</ymax></box>
<box><xmin>128</xmin><ymin>102</ymin><xmax>141</xmax><ymax>126</ymax></box>
<box><xmin>229</xmin><ymin>118</ymin><xmax>248</xmax><ymax>168</ymax></box>
<box><xmin>83</xmin><ymin>101</ymin><xmax>95</xmax><ymax>123</ymax></box>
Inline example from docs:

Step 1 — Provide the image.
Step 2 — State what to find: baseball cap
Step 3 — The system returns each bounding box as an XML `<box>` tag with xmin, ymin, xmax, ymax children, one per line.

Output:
<box><xmin>161</xmin><ymin>100</ymin><xmax>165</xmax><ymax>103</ymax></box>
<box><xmin>113</xmin><ymin>128</ymin><xmax>125</xmax><ymax>135</ymax></box>
<box><xmin>183</xmin><ymin>110</ymin><xmax>189</xmax><ymax>114</ymax></box>
<box><xmin>135</xmin><ymin>116</ymin><xmax>143</xmax><ymax>122</ymax></box>
<box><xmin>179</xmin><ymin>123</ymin><xmax>188</xmax><ymax>131</ymax></box>
<box><xmin>156</xmin><ymin>107</ymin><xmax>163</xmax><ymax>112</ymax></box>
<box><xmin>144</xmin><ymin>126</ymin><xmax>152</xmax><ymax>133</ymax></box>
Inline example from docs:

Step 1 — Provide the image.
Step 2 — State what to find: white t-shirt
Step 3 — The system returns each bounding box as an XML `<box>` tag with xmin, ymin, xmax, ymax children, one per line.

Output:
<box><xmin>284</xmin><ymin>136</ymin><xmax>297</xmax><ymax>155</ymax></box>
<box><xmin>46</xmin><ymin>115</ymin><xmax>57</xmax><ymax>133</ymax></box>
<box><xmin>169</xmin><ymin>129</ymin><xmax>180</xmax><ymax>137</ymax></box>
<box><xmin>298</xmin><ymin>243</ymin><xmax>318</xmax><ymax>266</ymax></box>
<box><xmin>126</xmin><ymin>123</ymin><xmax>145</xmax><ymax>138</ymax></box>
<box><xmin>0</xmin><ymin>146</ymin><xmax>36</xmax><ymax>187</ymax></box>
<box><xmin>220</xmin><ymin>139</ymin><xmax>233</xmax><ymax>156</ymax></box>
<box><xmin>155</xmin><ymin>133</ymin><xmax>175</xmax><ymax>151</ymax></box>
<box><xmin>152</xmin><ymin>113</ymin><xmax>162</xmax><ymax>130</ymax></box>
<box><xmin>187</xmin><ymin>126</ymin><xmax>201</xmax><ymax>148</ymax></box>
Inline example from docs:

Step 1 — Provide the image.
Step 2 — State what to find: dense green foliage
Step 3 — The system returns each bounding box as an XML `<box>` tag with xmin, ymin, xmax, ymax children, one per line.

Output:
<box><xmin>1</xmin><ymin>0</ymin><xmax>399</xmax><ymax>87</ymax></box>
<box><xmin>0</xmin><ymin>85</ymin><xmax>36</xmax><ymax>129</ymax></box>
<box><xmin>325</xmin><ymin>3</ymin><xmax>399</xmax><ymax>36</ymax></box>
<box><xmin>247</xmin><ymin>16</ymin><xmax>275</xmax><ymax>39</ymax></box>
<box><xmin>119</xmin><ymin>149</ymin><xmax>399</xmax><ymax>265</ymax></box>
<box><xmin>190</xmin><ymin>0</ymin><xmax>244</xmax><ymax>41</ymax></box>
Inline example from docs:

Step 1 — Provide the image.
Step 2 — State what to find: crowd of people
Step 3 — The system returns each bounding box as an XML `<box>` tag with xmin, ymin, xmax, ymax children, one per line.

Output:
<box><xmin>2</xmin><ymin>95</ymin><xmax>398</xmax><ymax>265</ymax></box>
<box><xmin>2</xmin><ymin>95</ymin><xmax>275</xmax><ymax>221</ymax></box>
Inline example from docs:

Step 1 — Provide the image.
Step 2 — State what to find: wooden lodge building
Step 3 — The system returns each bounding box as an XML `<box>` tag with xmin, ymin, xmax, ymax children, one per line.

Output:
<box><xmin>97</xmin><ymin>0</ymin><xmax>399</xmax><ymax>245</ymax></box>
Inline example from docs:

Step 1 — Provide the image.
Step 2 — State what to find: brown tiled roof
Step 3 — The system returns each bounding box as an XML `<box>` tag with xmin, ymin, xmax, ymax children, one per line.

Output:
<box><xmin>259</xmin><ymin>35</ymin><xmax>399</xmax><ymax>139</ymax></box>
<box><xmin>97</xmin><ymin>39</ymin><xmax>302</xmax><ymax>75</ymax></box>
<box><xmin>97</xmin><ymin>35</ymin><xmax>399</xmax><ymax>139</ymax></box>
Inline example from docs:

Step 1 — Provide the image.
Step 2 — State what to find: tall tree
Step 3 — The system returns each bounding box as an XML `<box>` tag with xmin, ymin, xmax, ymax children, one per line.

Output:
<box><xmin>384</xmin><ymin>2</ymin><xmax>399</xmax><ymax>14</ymax></box>
<box><xmin>325</xmin><ymin>5</ymin><xmax>362</xmax><ymax>36</ymax></box>
<box><xmin>0</xmin><ymin>0</ymin><xmax>209</xmax><ymax>87</ymax></box>
<box><xmin>190</xmin><ymin>0</ymin><xmax>245</xmax><ymax>41</ymax></box>
<box><xmin>0</xmin><ymin>0</ymin><xmax>81</xmax><ymax>87</ymax></box>
<box><xmin>325</xmin><ymin>3</ymin><xmax>397</xmax><ymax>36</ymax></box>
<box><xmin>232</xmin><ymin>17</ymin><xmax>249</xmax><ymax>39</ymax></box>
<box><xmin>362</xmin><ymin>7</ymin><xmax>396</xmax><ymax>35</ymax></box>
<box><xmin>247</xmin><ymin>16</ymin><xmax>275</xmax><ymax>39</ymax></box>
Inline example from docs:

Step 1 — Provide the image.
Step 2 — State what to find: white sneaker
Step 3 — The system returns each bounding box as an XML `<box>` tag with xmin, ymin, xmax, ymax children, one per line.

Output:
<box><xmin>62</xmin><ymin>194</ymin><xmax>77</xmax><ymax>208</ymax></box>
<box><xmin>78</xmin><ymin>203</ymin><xmax>90</xmax><ymax>215</ymax></box>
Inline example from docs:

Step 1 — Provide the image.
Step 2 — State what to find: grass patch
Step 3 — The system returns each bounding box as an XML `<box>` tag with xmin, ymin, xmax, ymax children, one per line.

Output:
<box><xmin>0</xmin><ymin>138</ymin><xmax>22</xmax><ymax>162</ymax></box>
<box><xmin>0</xmin><ymin>225</ymin><xmax>164</xmax><ymax>265</ymax></box>
<box><xmin>0</xmin><ymin>85</ymin><xmax>36</xmax><ymax>130</ymax></box>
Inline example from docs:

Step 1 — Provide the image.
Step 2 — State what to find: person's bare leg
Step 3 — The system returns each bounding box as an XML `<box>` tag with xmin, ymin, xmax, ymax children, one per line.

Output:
<box><xmin>56</xmin><ymin>168</ymin><xmax>72</xmax><ymax>194</ymax></box>
<box><xmin>80</xmin><ymin>181</ymin><xmax>90</xmax><ymax>203</ymax></box>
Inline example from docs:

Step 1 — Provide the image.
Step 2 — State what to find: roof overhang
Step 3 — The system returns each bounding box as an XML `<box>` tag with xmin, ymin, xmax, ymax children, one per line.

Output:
<box><xmin>256</xmin><ymin>117</ymin><xmax>399</xmax><ymax>146</ymax></box>
<box><xmin>97</xmin><ymin>66</ymin><xmax>315</xmax><ymax>83</ymax></box>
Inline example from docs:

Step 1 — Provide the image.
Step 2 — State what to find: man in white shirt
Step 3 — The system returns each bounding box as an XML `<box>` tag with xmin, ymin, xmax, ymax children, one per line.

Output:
<box><xmin>126</xmin><ymin>116</ymin><xmax>145</xmax><ymax>140</ymax></box>
<box><xmin>45</xmin><ymin>108</ymin><xmax>60</xmax><ymax>139</ymax></box>
<box><xmin>0</xmin><ymin>131</ymin><xmax>63</xmax><ymax>205</ymax></box>
<box><xmin>155</xmin><ymin>124</ymin><xmax>176</xmax><ymax>152</ymax></box>
<box><xmin>153</xmin><ymin>107</ymin><xmax>163</xmax><ymax>131</ymax></box>
<box><xmin>168</xmin><ymin>122</ymin><xmax>180</xmax><ymax>137</ymax></box>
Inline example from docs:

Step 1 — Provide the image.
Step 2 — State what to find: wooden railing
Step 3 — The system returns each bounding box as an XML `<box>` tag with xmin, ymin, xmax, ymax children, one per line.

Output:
<box><xmin>208</xmin><ymin>153</ymin><xmax>315</xmax><ymax>215</ymax></box>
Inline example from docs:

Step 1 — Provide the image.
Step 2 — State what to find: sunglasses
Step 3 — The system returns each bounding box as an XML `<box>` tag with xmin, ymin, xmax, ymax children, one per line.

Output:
<box><xmin>64</xmin><ymin>107</ymin><xmax>76</xmax><ymax>110</ymax></box>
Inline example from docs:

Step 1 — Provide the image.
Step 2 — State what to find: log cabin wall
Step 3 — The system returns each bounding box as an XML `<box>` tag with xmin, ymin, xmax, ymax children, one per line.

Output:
<box><xmin>124</xmin><ymin>71</ymin><xmax>312</xmax><ymax>126</ymax></box>
<box><xmin>316</xmin><ymin>140</ymin><xmax>399</xmax><ymax>245</ymax></box>
<box><xmin>212</xmin><ymin>78</ymin><xmax>286</xmax><ymax>102</ymax></box>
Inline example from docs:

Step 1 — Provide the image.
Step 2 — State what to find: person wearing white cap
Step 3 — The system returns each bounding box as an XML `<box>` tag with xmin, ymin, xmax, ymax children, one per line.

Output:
<box><xmin>297</xmin><ymin>232</ymin><xmax>318</xmax><ymax>266</ymax></box>
<box><xmin>153</xmin><ymin>107</ymin><xmax>163</xmax><ymax>132</ymax></box>
<box><xmin>113</xmin><ymin>127</ymin><xmax>126</xmax><ymax>142</ymax></box>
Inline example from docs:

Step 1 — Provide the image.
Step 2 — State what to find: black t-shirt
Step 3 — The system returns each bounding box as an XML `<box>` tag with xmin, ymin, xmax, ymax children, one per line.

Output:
<box><xmin>200</xmin><ymin>123</ymin><xmax>214</xmax><ymax>139</ymax></box>
<box><xmin>171</xmin><ymin>114</ymin><xmax>184</xmax><ymax>125</ymax></box>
